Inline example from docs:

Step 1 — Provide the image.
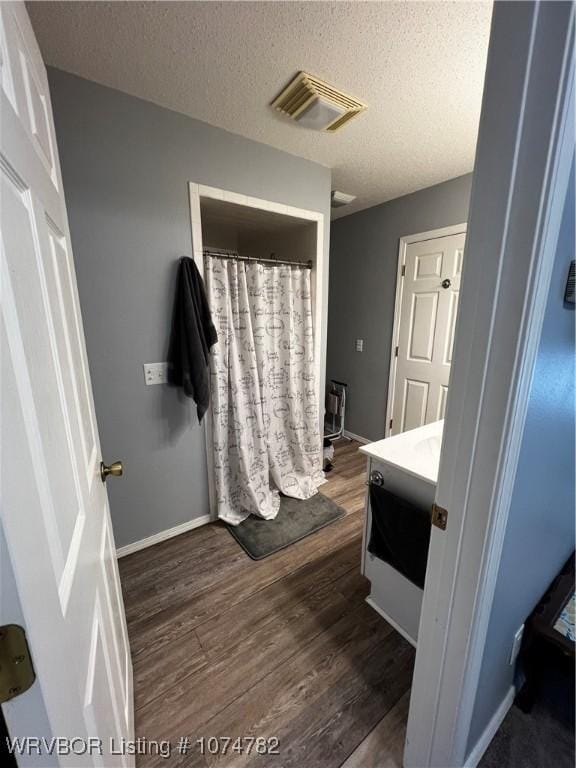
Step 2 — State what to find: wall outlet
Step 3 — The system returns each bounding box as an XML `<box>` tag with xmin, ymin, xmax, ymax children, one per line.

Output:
<box><xmin>355</xmin><ymin>339</ymin><xmax>364</xmax><ymax>352</ymax></box>
<box><xmin>143</xmin><ymin>362</ymin><xmax>169</xmax><ymax>385</ymax></box>
<box><xmin>509</xmin><ymin>624</ymin><xmax>525</xmax><ymax>665</ymax></box>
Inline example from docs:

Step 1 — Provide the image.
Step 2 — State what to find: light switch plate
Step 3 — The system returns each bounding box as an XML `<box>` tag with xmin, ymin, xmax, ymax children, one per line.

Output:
<box><xmin>355</xmin><ymin>339</ymin><xmax>364</xmax><ymax>352</ymax></box>
<box><xmin>143</xmin><ymin>362</ymin><xmax>169</xmax><ymax>386</ymax></box>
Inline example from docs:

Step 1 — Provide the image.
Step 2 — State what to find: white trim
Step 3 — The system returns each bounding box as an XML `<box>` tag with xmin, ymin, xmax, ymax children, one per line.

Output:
<box><xmin>365</xmin><ymin>597</ymin><xmax>417</xmax><ymax>649</ymax></box>
<box><xmin>188</xmin><ymin>182</ymin><xmax>326</xmax><ymax>521</ymax></box>
<box><xmin>188</xmin><ymin>182</ymin><xmax>218</xmax><ymax>520</ymax></box>
<box><xmin>342</xmin><ymin>429</ymin><xmax>371</xmax><ymax>445</ymax></box>
<box><xmin>385</xmin><ymin>222</ymin><xmax>467</xmax><ymax>438</ymax></box>
<box><xmin>116</xmin><ymin>515</ymin><xmax>211</xmax><ymax>558</ymax></box>
<box><xmin>400</xmin><ymin>222</ymin><xmax>468</xmax><ymax>246</ymax></box>
<box><xmin>464</xmin><ymin>686</ymin><xmax>515</xmax><ymax>768</ymax></box>
<box><xmin>405</xmin><ymin>3</ymin><xmax>575</xmax><ymax>767</ymax></box>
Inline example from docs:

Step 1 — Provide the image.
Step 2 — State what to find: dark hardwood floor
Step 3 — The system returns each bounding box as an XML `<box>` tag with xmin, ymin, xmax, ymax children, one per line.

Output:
<box><xmin>119</xmin><ymin>440</ymin><xmax>414</xmax><ymax>767</ymax></box>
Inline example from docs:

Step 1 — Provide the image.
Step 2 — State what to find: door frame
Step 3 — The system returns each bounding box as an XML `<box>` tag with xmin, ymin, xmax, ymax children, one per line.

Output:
<box><xmin>187</xmin><ymin>182</ymin><xmax>326</xmax><ymax>519</ymax></box>
<box><xmin>404</xmin><ymin>2</ymin><xmax>574</xmax><ymax>766</ymax></box>
<box><xmin>385</xmin><ymin>223</ymin><xmax>467</xmax><ymax>437</ymax></box>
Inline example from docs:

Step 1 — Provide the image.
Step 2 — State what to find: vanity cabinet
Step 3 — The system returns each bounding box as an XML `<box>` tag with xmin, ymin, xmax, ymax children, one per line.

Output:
<box><xmin>359</xmin><ymin>421</ymin><xmax>442</xmax><ymax>647</ymax></box>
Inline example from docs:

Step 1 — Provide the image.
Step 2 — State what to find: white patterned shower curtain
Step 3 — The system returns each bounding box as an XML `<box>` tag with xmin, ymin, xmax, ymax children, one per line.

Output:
<box><xmin>205</xmin><ymin>256</ymin><xmax>324</xmax><ymax>525</ymax></box>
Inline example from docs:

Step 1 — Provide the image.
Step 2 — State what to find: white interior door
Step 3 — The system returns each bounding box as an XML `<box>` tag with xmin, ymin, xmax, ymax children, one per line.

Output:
<box><xmin>389</xmin><ymin>231</ymin><xmax>465</xmax><ymax>435</ymax></box>
<box><xmin>0</xmin><ymin>3</ymin><xmax>133</xmax><ymax>763</ymax></box>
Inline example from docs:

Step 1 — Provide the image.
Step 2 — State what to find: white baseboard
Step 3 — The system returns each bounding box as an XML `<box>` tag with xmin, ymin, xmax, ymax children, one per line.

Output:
<box><xmin>116</xmin><ymin>515</ymin><xmax>212</xmax><ymax>558</ymax></box>
<box><xmin>464</xmin><ymin>685</ymin><xmax>515</xmax><ymax>767</ymax></box>
<box><xmin>342</xmin><ymin>429</ymin><xmax>371</xmax><ymax>445</ymax></box>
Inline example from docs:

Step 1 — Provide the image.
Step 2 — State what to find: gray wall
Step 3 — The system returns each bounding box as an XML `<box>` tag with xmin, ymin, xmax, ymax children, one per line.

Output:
<box><xmin>467</xmin><ymin>164</ymin><xmax>576</xmax><ymax>751</ymax></box>
<box><xmin>48</xmin><ymin>68</ymin><xmax>331</xmax><ymax>549</ymax></box>
<box><xmin>326</xmin><ymin>174</ymin><xmax>472</xmax><ymax>441</ymax></box>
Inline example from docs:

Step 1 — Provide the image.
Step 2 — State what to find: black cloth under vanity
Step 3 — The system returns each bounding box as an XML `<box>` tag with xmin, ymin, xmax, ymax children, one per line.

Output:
<box><xmin>368</xmin><ymin>483</ymin><xmax>431</xmax><ymax>589</ymax></box>
<box><xmin>168</xmin><ymin>257</ymin><xmax>218</xmax><ymax>421</ymax></box>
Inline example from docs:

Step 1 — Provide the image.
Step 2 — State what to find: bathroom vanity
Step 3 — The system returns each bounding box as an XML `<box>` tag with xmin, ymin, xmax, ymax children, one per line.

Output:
<box><xmin>359</xmin><ymin>420</ymin><xmax>443</xmax><ymax>646</ymax></box>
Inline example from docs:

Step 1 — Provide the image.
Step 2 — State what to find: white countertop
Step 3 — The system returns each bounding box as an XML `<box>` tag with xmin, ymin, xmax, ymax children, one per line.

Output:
<box><xmin>359</xmin><ymin>420</ymin><xmax>443</xmax><ymax>485</ymax></box>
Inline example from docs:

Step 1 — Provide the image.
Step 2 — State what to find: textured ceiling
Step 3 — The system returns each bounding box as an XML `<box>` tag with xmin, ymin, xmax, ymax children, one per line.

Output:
<box><xmin>27</xmin><ymin>1</ymin><xmax>492</xmax><ymax>218</ymax></box>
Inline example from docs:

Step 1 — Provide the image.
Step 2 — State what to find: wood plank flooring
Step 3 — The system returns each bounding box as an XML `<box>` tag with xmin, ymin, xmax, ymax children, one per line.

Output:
<box><xmin>119</xmin><ymin>440</ymin><xmax>414</xmax><ymax>767</ymax></box>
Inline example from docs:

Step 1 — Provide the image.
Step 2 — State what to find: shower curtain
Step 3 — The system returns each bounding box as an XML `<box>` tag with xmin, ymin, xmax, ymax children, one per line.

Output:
<box><xmin>205</xmin><ymin>256</ymin><xmax>324</xmax><ymax>525</ymax></box>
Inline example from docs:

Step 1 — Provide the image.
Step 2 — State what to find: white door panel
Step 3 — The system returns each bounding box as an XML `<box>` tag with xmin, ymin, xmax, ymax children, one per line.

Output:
<box><xmin>1</xmin><ymin>3</ymin><xmax>133</xmax><ymax>762</ymax></box>
<box><xmin>390</xmin><ymin>232</ymin><xmax>465</xmax><ymax>434</ymax></box>
<box><xmin>402</xmin><ymin>378</ymin><xmax>430</xmax><ymax>432</ymax></box>
<box><xmin>407</xmin><ymin>292</ymin><xmax>438</xmax><ymax>362</ymax></box>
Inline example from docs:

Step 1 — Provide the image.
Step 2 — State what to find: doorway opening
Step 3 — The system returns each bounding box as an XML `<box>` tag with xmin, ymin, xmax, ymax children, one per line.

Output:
<box><xmin>188</xmin><ymin>183</ymin><xmax>326</xmax><ymax>519</ymax></box>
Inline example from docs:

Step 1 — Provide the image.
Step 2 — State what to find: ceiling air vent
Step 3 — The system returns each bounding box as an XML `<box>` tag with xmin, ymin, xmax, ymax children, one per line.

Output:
<box><xmin>271</xmin><ymin>72</ymin><xmax>367</xmax><ymax>132</ymax></box>
<box><xmin>331</xmin><ymin>191</ymin><xmax>356</xmax><ymax>208</ymax></box>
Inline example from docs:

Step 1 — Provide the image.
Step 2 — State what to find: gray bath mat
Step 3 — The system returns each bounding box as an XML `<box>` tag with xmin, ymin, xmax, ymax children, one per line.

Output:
<box><xmin>226</xmin><ymin>493</ymin><xmax>346</xmax><ymax>560</ymax></box>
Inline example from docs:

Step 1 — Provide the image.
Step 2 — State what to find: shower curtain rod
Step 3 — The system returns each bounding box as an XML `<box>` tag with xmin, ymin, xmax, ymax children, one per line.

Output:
<box><xmin>203</xmin><ymin>247</ymin><xmax>312</xmax><ymax>269</ymax></box>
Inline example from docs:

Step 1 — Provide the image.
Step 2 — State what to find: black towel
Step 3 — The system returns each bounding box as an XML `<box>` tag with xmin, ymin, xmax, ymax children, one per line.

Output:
<box><xmin>168</xmin><ymin>257</ymin><xmax>217</xmax><ymax>421</ymax></box>
<box><xmin>368</xmin><ymin>484</ymin><xmax>431</xmax><ymax>589</ymax></box>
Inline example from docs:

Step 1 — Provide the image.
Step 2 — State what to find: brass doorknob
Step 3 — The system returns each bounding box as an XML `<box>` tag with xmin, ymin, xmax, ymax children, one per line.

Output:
<box><xmin>100</xmin><ymin>460</ymin><xmax>123</xmax><ymax>483</ymax></box>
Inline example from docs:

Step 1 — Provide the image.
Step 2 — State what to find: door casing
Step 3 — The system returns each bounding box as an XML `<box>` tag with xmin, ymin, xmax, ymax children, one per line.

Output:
<box><xmin>188</xmin><ymin>182</ymin><xmax>326</xmax><ymax>520</ymax></box>
<box><xmin>404</xmin><ymin>2</ymin><xmax>575</xmax><ymax>766</ymax></box>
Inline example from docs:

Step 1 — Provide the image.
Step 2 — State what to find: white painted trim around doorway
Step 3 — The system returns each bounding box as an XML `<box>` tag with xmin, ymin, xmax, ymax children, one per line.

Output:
<box><xmin>385</xmin><ymin>222</ymin><xmax>467</xmax><ymax>438</ymax></box>
<box><xmin>188</xmin><ymin>182</ymin><xmax>326</xmax><ymax>521</ymax></box>
<box><xmin>404</xmin><ymin>3</ymin><xmax>575</xmax><ymax>766</ymax></box>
